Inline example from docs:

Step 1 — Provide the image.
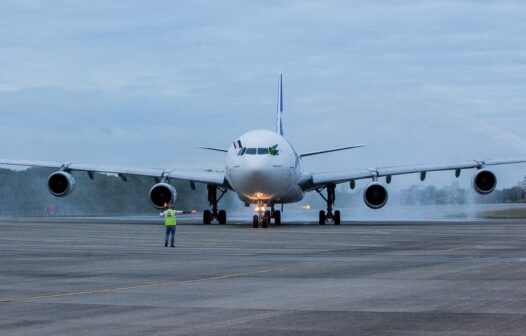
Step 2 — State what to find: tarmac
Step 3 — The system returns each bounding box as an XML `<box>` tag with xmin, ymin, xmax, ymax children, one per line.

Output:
<box><xmin>2</xmin><ymin>216</ymin><xmax>526</xmax><ymax>335</ymax></box>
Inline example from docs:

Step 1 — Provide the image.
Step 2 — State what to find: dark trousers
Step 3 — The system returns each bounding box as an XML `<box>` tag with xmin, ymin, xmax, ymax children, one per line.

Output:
<box><xmin>165</xmin><ymin>226</ymin><xmax>176</xmax><ymax>245</ymax></box>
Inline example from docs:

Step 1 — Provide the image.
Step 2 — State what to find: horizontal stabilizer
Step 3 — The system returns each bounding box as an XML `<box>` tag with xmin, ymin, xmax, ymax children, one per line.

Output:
<box><xmin>300</xmin><ymin>145</ymin><xmax>365</xmax><ymax>158</ymax></box>
<box><xmin>197</xmin><ymin>146</ymin><xmax>228</xmax><ymax>153</ymax></box>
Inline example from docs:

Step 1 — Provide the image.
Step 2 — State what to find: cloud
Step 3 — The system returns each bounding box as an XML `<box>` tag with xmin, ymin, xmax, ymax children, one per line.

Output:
<box><xmin>0</xmin><ymin>0</ymin><xmax>524</xmax><ymax>187</ymax></box>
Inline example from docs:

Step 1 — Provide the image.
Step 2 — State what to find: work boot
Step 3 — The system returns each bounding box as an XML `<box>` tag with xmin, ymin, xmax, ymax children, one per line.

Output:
<box><xmin>165</xmin><ymin>241</ymin><xmax>168</xmax><ymax>247</ymax></box>
<box><xmin>171</xmin><ymin>244</ymin><xmax>175</xmax><ymax>248</ymax></box>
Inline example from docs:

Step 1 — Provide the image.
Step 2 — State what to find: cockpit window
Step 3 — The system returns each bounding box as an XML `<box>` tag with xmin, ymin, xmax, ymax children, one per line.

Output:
<box><xmin>238</xmin><ymin>147</ymin><xmax>275</xmax><ymax>155</ymax></box>
<box><xmin>245</xmin><ymin>148</ymin><xmax>257</xmax><ymax>155</ymax></box>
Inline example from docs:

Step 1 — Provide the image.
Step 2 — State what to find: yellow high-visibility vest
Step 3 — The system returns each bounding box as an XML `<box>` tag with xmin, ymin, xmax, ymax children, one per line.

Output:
<box><xmin>164</xmin><ymin>209</ymin><xmax>176</xmax><ymax>226</ymax></box>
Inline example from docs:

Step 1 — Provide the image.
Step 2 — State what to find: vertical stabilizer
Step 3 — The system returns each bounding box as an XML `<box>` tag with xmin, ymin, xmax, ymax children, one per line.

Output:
<box><xmin>276</xmin><ymin>73</ymin><xmax>284</xmax><ymax>136</ymax></box>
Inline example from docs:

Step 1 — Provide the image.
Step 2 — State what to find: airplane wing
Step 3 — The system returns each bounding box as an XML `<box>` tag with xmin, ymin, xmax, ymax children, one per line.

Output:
<box><xmin>300</xmin><ymin>145</ymin><xmax>365</xmax><ymax>158</ymax></box>
<box><xmin>300</xmin><ymin>158</ymin><xmax>526</xmax><ymax>190</ymax></box>
<box><xmin>197</xmin><ymin>146</ymin><xmax>228</xmax><ymax>153</ymax></box>
<box><xmin>0</xmin><ymin>159</ymin><xmax>226</xmax><ymax>186</ymax></box>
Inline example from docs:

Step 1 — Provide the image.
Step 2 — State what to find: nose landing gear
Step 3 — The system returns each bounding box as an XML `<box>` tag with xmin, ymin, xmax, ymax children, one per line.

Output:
<box><xmin>252</xmin><ymin>203</ymin><xmax>282</xmax><ymax>228</ymax></box>
<box><xmin>203</xmin><ymin>185</ymin><xmax>228</xmax><ymax>224</ymax></box>
<box><xmin>252</xmin><ymin>202</ymin><xmax>268</xmax><ymax>228</ymax></box>
<box><xmin>316</xmin><ymin>184</ymin><xmax>341</xmax><ymax>225</ymax></box>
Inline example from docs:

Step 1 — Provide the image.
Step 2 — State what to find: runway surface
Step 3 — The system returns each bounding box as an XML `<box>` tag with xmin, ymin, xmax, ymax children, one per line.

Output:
<box><xmin>2</xmin><ymin>217</ymin><xmax>526</xmax><ymax>335</ymax></box>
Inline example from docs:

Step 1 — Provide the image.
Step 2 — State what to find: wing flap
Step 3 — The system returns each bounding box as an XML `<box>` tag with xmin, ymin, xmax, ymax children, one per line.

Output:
<box><xmin>311</xmin><ymin>169</ymin><xmax>373</xmax><ymax>185</ymax></box>
<box><xmin>167</xmin><ymin>169</ymin><xmax>225</xmax><ymax>185</ymax></box>
<box><xmin>69</xmin><ymin>163</ymin><xmax>165</xmax><ymax>177</ymax></box>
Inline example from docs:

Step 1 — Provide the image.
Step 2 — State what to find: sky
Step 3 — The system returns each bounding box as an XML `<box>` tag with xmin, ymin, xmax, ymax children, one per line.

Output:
<box><xmin>0</xmin><ymin>0</ymin><xmax>525</xmax><ymax>189</ymax></box>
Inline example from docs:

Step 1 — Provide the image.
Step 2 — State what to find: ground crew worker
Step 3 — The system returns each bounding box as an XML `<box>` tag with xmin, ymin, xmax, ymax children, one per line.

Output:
<box><xmin>160</xmin><ymin>203</ymin><xmax>179</xmax><ymax>247</ymax></box>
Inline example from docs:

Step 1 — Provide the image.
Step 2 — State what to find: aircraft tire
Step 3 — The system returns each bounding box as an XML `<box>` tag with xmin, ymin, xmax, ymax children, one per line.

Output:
<box><xmin>262</xmin><ymin>215</ymin><xmax>269</xmax><ymax>228</ymax></box>
<box><xmin>203</xmin><ymin>210</ymin><xmax>212</xmax><ymax>224</ymax></box>
<box><xmin>334</xmin><ymin>210</ymin><xmax>341</xmax><ymax>225</ymax></box>
<box><xmin>319</xmin><ymin>210</ymin><xmax>326</xmax><ymax>225</ymax></box>
<box><xmin>252</xmin><ymin>215</ymin><xmax>259</xmax><ymax>228</ymax></box>
<box><xmin>218</xmin><ymin>210</ymin><xmax>227</xmax><ymax>224</ymax></box>
<box><xmin>274</xmin><ymin>210</ymin><xmax>281</xmax><ymax>225</ymax></box>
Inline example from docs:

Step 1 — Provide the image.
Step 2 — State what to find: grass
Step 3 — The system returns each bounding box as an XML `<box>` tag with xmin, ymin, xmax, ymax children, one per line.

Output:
<box><xmin>480</xmin><ymin>207</ymin><xmax>526</xmax><ymax>219</ymax></box>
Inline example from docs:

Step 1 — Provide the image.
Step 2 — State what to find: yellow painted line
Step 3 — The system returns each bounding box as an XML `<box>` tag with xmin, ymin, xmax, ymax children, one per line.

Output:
<box><xmin>0</xmin><ymin>266</ymin><xmax>296</xmax><ymax>304</ymax></box>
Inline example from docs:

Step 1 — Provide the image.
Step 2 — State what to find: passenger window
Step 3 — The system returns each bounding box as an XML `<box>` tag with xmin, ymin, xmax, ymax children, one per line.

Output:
<box><xmin>257</xmin><ymin>148</ymin><xmax>269</xmax><ymax>155</ymax></box>
<box><xmin>237</xmin><ymin>148</ymin><xmax>246</xmax><ymax>156</ymax></box>
<box><xmin>245</xmin><ymin>148</ymin><xmax>257</xmax><ymax>155</ymax></box>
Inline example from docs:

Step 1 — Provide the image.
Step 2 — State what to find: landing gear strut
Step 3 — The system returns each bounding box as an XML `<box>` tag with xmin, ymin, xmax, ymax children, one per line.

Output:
<box><xmin>203</xmin><ymin>185</ymin><xmax>227</xmax><ymax>224</ymax></box>
<box><xmin>316</xmin><ymin>184</ymin><xmax>341</xmax><ymax>225</ymax></box>
<box><xmin>252</xmin><ymin>202</ymin><xmax>282</xmax><ymax>228</ymax></box>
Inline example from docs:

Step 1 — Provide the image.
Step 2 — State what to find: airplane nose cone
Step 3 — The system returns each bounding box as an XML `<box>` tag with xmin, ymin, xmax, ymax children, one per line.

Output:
<box><xmin>242</xmin><ymin>167</ymin><xmax>279</xmax><ymax>192</ymax></box>
<box><xmin>228</xmin><ymin>166</ymin><xmax>293</xmax><ymax>201</ymax></box>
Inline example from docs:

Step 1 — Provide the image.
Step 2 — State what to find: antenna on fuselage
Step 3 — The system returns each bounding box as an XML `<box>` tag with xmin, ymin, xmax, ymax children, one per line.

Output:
<box><xmin>276</xmin><ymin>73</ymin><xmax>284</xmax><ymax>136</ymax></box>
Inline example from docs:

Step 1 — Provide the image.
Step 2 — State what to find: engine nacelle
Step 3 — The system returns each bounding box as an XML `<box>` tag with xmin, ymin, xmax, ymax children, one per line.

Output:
<box><xmin>48</xmin><ymin>171</ymin><xmax>76</xmax><ymax>197</ymax></box>
<box><xmin>472</xmin><ymin>169</ymin><xmax>497</xmax><ymax>195</ymax></box>
<box><xmin>363</xmin><ymin>182</ymin><xmax>388</xmax><ymax>209</ymax></box>
<box><xmin>149</xmin><ymin>182</ymin><xmax>177</xmax><ymax>209</ymax></box>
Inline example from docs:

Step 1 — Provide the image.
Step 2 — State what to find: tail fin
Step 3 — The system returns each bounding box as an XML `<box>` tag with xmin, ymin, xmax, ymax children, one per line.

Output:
<box><xmin>276</xmin><ymin>73</ymin><xmax>284</xmax><ymax>136</ymax></box>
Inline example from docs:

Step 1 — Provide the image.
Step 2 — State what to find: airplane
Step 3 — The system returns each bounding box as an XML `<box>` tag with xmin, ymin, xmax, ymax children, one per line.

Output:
<box><xmin>1</xmin><ymin>74</ymin><xmax>525</xmax><ymax>228</ymax></box>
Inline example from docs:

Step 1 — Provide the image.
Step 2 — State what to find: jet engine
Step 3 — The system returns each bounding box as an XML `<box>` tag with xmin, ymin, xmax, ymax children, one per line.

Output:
<box><xmin>48</xmin><ymin>171</ymin><xmax>76</xmax><ymax>197</ymax></box>
<box><xmin>149</xmin><ymin>182</ymin><xmax>177</xmax><ymax>209</ymax></box>
<box><xmin>363</xmin><ymin>182</ymin><xmax>388</xmax><ymax>209</ymax></box>
<box><xmin>472</xmin><ymin>169</ymin><xmax>497</xmax><ymax>195</ymax></box>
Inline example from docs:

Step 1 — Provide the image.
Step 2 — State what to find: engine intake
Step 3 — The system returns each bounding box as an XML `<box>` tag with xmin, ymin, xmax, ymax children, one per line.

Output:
<box><xmin>472</xmin><ymin>169</ymin><xmax>497</xmax><ymax>195</ymax></box>
<box><xmin>48</xmin><ymin>171</ymin><xmax>76</xmax><ymax>197</ymax></box>
<box><xmin>363</xmin><ymin>182</ymin><xmax>388</xmax><ymax>209</ymax></box>
<box><xmin>149</xmin><ymin>182</ymin><xmax>177</xmax><ymax>209</ymax></box>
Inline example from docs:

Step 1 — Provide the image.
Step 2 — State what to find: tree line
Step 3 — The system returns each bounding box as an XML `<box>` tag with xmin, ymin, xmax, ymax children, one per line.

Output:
<box><xmin>0</xmin><ymin>167</ymin><xmax>237</xmax><ymax>216</ymax></box>
<box><xmin>302</xmin><ymin>181</ymin><xmax>525</xmax><ymax>208</ymax></box>
<box><xmin>0</xmin><ymin>168</ymin><xmax>523</xmax><ymax>216</ymax></box>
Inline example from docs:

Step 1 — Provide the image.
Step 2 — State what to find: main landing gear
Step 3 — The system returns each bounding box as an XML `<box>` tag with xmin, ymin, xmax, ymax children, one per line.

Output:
<box><xmin>203</xmin><ymin>185</ymin><xmax>228</xmax><ymax>225</ymax></box>
<box><xmin>252</xmin><ymin>203</ymin><xmax>282</xmax><ymax>228</ymax></box>
<box><xmin>316</xmin><ymin>184</ymin><xmax>341</xmax><ymax>225</ymax></box>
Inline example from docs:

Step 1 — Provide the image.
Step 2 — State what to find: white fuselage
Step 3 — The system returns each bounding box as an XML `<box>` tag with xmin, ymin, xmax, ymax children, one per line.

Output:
<box><xmin>225</xmin><ymin>129</ymin><xmax>304</xmax><ymax>204</ymax></box>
